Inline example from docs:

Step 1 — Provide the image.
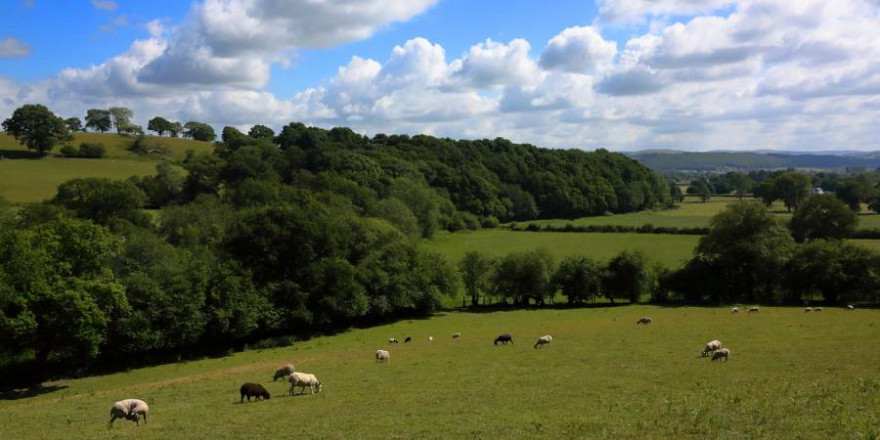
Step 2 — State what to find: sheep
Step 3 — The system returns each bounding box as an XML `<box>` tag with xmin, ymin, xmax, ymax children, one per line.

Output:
<box><xmin>533</xmin><ymin>335</ymin><xmax>553</xmax><ymax>349</ymax></box>
<box><xmin>109</xmin><ymin>399</ymin><xmax>149</xmax><ymax>427</ymax></box>
<box><xmin>748</xmin><ymin>307</ymin><xmax>760</xmax><ymax>313</ymax></box>
<box><xmin>730</xmin><ymin>307</ymin><xmax>739</xmax><ymax>313</ymax></box>
<box><xmin>702</xmin><ymin>340</ymin><xmax>722</xmax><ymax>357</ymax></box>
<box><xmin>288</xmin><ymin>372</ymin><xmax>323</xmax><ymax>396</ymax></box>
<box><xmin>388</xmin><ymin>337</ymin><xmax>399</xmax><ymax>344</ymax></box>
<box><xmin>428</xmin><ymin>336</ymin><xmax>433</xmax><ymax>342</ymax></box>
<box><xmin>452</xmin><ymin>332</ymin><xmax>461</xmax><ymax>339</ymax></box>
<box><xmin>376</xmin><ymin>349</ymin><xmax>390</xmax><ymax>362</ymax></box>
<box><xmin>239</xmin><ymin>383</ymin><xmax>271</xmax><ymax>403</ymax></box>
<box><xmin>404</xmin><ymin>336</ymin><xmax>412</xmax><ymax>343</ymax></box>
<box><xmin>637</xmin><ymin>316</ymin><xmax>653</xmax><ymax>325</ymax></box>
<box><xmin>272</xmin><ymin>363</ymin><xmax>295</xmax><ymax>382</ymax></box>
<box><xmin>814</xmin><ymin>307</ymin><xmax>823</xmax><ymax>312</ymax></box>
<box><xmin>711</xmin><ymin>348</ymin><xmax>730</xmax><ymax>361</ymax></box>
<box><xmin>846</xmin><ymin>304</ymin><xmax>855</xmax><ymax>311</ymax></box>
<box><xmin>804</xmin><ymin>307</ymin><xmax>812</xmax><ymax>313</ymax></box>
<box><xmin>494</xmin><ymin>333</ymin><xmax>514</xmax><ymax>345</ymax></box>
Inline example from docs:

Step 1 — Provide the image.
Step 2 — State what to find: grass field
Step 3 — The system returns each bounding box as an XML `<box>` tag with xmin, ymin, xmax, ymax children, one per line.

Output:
<box><xmin>521</xmin><ymin>196</ymin><xmax>880</xmax><ymax>231</ymax></box>
<box><xmin>1</xmin><ymin>306</ymin><xmax>877</xmax><ymax>440</ymax></box>
<box><xmin>0</xmin><ymin>133</ymin><xmax>212</xmax><ymax>203</ymax></box>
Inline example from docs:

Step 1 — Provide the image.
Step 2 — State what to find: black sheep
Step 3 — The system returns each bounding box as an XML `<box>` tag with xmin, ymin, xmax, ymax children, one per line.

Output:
<box><xmin>494</xmin><ymin>333</ymin><xmax>514</xmax><ymax>345</ymax></box>
<box><xmin>404</xmin><ymin>336</ymin><xmax>412</xmax><ymax>343</ymax></box>
<box><xmin>240</xmin><ymin>383</ymin><xmax>271</xmax><ymax>403</ymax></box>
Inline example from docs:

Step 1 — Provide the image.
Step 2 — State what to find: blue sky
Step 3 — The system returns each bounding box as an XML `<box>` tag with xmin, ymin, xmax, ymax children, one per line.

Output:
<box><xmin>1</xmin><ymin>0</ymin><xmax>879</xmax><ymax>151</ymax></box>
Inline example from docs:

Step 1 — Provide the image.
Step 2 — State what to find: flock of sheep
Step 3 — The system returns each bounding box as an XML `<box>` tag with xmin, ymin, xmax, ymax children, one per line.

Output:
<box><xmin>107</xmin><ymin>304</ymin><xmax>860</xmax><ymax>428</ymax></box>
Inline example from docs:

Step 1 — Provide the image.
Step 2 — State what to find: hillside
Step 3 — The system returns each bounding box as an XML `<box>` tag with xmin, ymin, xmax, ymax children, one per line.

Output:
<box><xmin>628</xmin><ymin>150</ymin><xmax>880</xmax><ymax>173</ymax></box>
<box><xmin>0</xmin><ymin>133</ymin><xmax>213</xmax><ymax>203</ymax></box>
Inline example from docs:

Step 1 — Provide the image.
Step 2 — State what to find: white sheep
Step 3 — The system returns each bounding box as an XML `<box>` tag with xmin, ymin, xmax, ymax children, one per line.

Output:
<box><xmin>533</xmin><ymin>335</ymin><xmax>553</xmax><ymax>349</ymax></box>
<box><xmin>272</xmin><ymin>363</ymin><xmax>295</xmax><ymax>381</ymax></box>
<box><xmin>711</xmin><ymin>348</ymin><xmax>730</xmax><ymax>361</ymax></box>
<box><xmin>748</xmin><ymin>306</ymin><xmax>760</xmax><ymax>313</ymax></box>
<box><xmin>428</xmin><ymin>336</ymin><xmax>433</xmax><ymax>342</ymax></box>
<box><xmin>288</xmin><ymin>372</ymin><xmax>322</xmax><ymax>395</ymax></box>
<box><xmin>702</xmin><ymin>340</ymin><xmax>722</xmax><ymax>357</ymax></box>
<box><xmin>730</xmin><ymin>307</ymin><xmax>739</xmax><ymax>313</ymax></box>
<box><xmin>452</xmin><ymin>332</ymin><xmax>461</xmax><ymax>339</ymax></box>
<box><xmin>375</xmin><ymin>349</ymin><xmax>390</xmax><ymax>362</ymax></box>
<box><xmin>109</xmin><ymin>399</ymin><xmax>149</xmax><ymax>427</ymax></box>
<box><xmin>846</xmin><ymin>304</ymin><xmax>855</xmax><ymax>311</ymax></box>
<box><xmin>388</xmin><ymin>337</ymin><xmax>399</xmax><ymax>344</ymax></box>
<box><xmin>637</xmin><ymin>316</ymin><xmax>653</xmax><ymax>325</ymax></box>
<box><xmin>804</xmin><ymin>307</ymin><xmax>812</xmax><ymax>313</ymax></box>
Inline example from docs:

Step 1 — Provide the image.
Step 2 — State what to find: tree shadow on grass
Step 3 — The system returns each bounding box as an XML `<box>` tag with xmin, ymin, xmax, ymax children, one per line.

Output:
<box><xmin>0</xmin><ymin>149</ymin><xmax>45</xmax><ymax>159</ymax></box>
<box><xmin>0</xmin><ymin>384</ymin><xmax>68</xmax><ymax>401</ymax></box>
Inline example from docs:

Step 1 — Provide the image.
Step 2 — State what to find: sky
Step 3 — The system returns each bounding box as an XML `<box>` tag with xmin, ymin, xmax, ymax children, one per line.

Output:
<box><xmin>1</xmin><ymin>0</ymin><xmax>879</xmax><ymax>152</ymax></box>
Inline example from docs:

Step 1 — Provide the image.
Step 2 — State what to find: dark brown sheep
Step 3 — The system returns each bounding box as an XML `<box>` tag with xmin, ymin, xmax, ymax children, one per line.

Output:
<box><xmin>494</xmin><ymin>333</ymin><xmax>514</xmax><ymax>345</ymax></box>
<box><xmin>240</xmin><ymin>383</ymin><xmax>271</xmax><ymax>403</ymax></box>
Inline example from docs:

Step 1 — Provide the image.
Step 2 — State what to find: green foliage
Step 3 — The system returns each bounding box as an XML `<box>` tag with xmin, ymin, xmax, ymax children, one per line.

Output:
<box><xmin>687</xmin><ymin>179</ymin><xmax>712</xmax><ymax>202</ymax></box>
<box><xmin>785</xmin><ymin>240</ymin><xmax>880</xmax><ymax>304</ymax></box>
<box><xmin>2</xmin><ymin>104</ymin><xmax>71</xmax><ymax>155</ymax></box>
<box><xmin>834</xmin><ymin>176</ymin><xmax>876</xmax><ymax>211</ymax></box>
<box><xmin>773</xmin><ymin>172</ymin><xmax>812</xmax><ymax>211</ymax></box>
<box><xmin>248</xmin><ymin>124</ymin><xmax>275</xmax><ymax>140</ymax></box>
<box><xmin>147</xmin><ymin>116</ymin><xmax>172</xmax><ymax>136</ymax></box>
<box><xmin>64</xmin><ymin>117</ymin><xmax>83</xmax><ymax>133</ymax></box>
<box><xmin>108</xmin><ymin>107</ymin><xmax>133</xmax><ymax>135</ymax></box>
<box><xmin>458</xmin><ymin>251</ymin><xmax>494</xmax><ymax>306</ymax></box>
<box><xmin>553</xmin><ymin>255</ymin><xmax>604</xmax><ymax>304</ymax></box>
<box><xmin>53</xmin><ymin>178</ymin><xmax>147</xmax><ymax>226</ymax></box>
<box><xmin>790</xmin><ymin>194</ymin><xmax>857</xmax><ymax>242</ymax></box>
<box><xmin>84</xmin><ymin>109</ymin><xmax>112</xmax><ymax>133</ymax></box>
<box><xmin>129</xmin><ymin>162</ymin><xmax>184</xmax><ymax>208</ymax></box>
<box><xmin>78</xmin><ymin>142</ymin><xmax>106</xmax><ymax>158</ymax></box>
<box><xmin>603</xmin><ymin>250</ymin><xmax>655</xmax><ymax>303</ymax></box>
<box><xmin>184</xmin><ymin>121</ymin><xmax>216</xmax><ymax>142</ymax></box>
<box><xmin>490</xmin><ymin>250</ymin><xmax>555</xmax><ymax>305</ymax></box>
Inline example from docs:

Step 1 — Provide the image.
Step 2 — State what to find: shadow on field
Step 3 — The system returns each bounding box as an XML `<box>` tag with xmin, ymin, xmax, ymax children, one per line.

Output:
<box><xmin>454</xmin><ymin>302</ymin><xmax>629</xmax><ymax>314</ymax></box>
<box><xmin>0</xmin><ymin>384</ymin><xmax>68</xmax><ymax>401</ymax></box>
<box><xmin>0</xmin><ymin>149</ymin><xmax>45</xmax><ymax>159</ymax></box>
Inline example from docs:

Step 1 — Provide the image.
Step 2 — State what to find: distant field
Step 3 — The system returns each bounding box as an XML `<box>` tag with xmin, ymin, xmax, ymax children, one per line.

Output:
<box><xmin>0</xmin><ymin>133</ymin><xmax>211</xmax><ymax>203</ymax></box>
<box><xmin>522</xmin><ymin>196</ymin><xmax>880</xmax><ymax>231</ymax></box>
<box><xmin>424</xmin><ymin>230</ymin><xmax>698</xmax><ymax>268</ymax></box>
<box><xmin>1</xmin><ymin>306</ymin><xmax>877</xmax><ymax>440</ymax></box>
<box><xmin>0</xmin><ymin>158</ymin><xmax>163</xmax><ymax>203</ymax></box>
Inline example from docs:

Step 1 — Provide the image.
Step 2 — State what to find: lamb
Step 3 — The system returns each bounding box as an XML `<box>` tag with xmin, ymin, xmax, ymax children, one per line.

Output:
<box><xmin>494</xmin><ymin>333</ymin><xmax>514</xmax><ymax>345</ymax></box>
<box><xmin>239</xmin><ymin>383</ymin><xmax>271</xmax><ymax>403</ymax></box>
<box><xmin>702</xmin><ymin>340</ymin><xmax>722</xmax><ymax>357</ymax></box>
<box><xmin>711</xmin><ymin>348</ymin><xmax>730</xmax><ymax>361</ymax></box>
<box><xmin>109</xmin><ymin>399</ymin><xmax>149</xmax><ymax>427</ymax></box>
<box><xmin>288</xmin><ymin>372</ymin><xmax>323</xmax><ymax>396</ymax></box>
<box><xmin>637</xmin><ymin>316</ymin><xmax>653</xmax><ymax>325</ymax></box>
<box><xmin>404</xmin><ymin>336</ymin><xmax>412</xmax><ymax>343</ymax></box>
<box><xmin>388</xmin><ymin>337</ymin><xmax>399</xmax><ymax>344</ymax></box>
<box><xmin>730</xmin><ymin>307</ymin><xmax>739</xmax><ymax>313</ymax></box>
<box><xmin>804</xmin><ymin>307</ymin><xmax>812</xmax><ymax>313</ymax></box>
<box><xmin>376</xmin><ymin>349</ymin><xmax>390</xmax><ymax>362</ymax></box>
<box><xmin>533</xmin><ymin>335</ymin><xmax>553</xmax><ymax>349</ymax></box>
<box><xmin>748</xmin><ymin>307</ymin><xmax>760</xmax><ymax>313</ymax></box>
<box><xmin>452</xmin><ymin>332</ymin><xmax>461</xmax><ymax>339</ymax></box>
<box><xmin>272</xmin><ymin>363</ymin><xmax>295</xmax><ymax>382</ymax></box>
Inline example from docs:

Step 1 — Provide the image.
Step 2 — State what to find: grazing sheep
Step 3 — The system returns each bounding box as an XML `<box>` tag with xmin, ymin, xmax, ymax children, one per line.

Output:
<box><xmin>636</xmin><ymin>316</ymin><xmax>653</xmax><ymax>325</ymax></box>
<box><xmin>376</xmin><ymin>349</ymin><xmax>390</xmax><ymax>362</ymax></box>
<box><xmin>846</xmin><ymin>304</ymin><xmax>855</xmax><ymax>311</ymax></box>
<box><xmin>452</xmin><ymin>332</ymin><xmax>461</xmax><ymax>339</ymax></box>
<box><xmin>388</xmin><ymin>337</ymin><xmax>399</xmax><ymax>344</ymax></box>
<box><xmin>239</xmin><ymin>383</ymin><xmax>271</xmax><ymax>403</ymax></box>
<box><xmin>804</xmin><ymin>307</ymin><xmax>812</xmax><ymax>313</ymax></box>
<box><xmin>730</xmin><ymin>307</ymin><xmax>739</xmax><ymax>313</ymax></box>
<box><xmin>748</xmin><ymin>307</ymin><xmax>760</xmax><ymax>313</ymax></box>
<box><xmin>272</xmin><ymin>363</ymin><xmax>295</xmax><ymax>382</ymax></box>
<box><xmin>494</xmin><ymin>333</ymin><xmax>514</xmax><ymax>345</ymax></box>
<box><xmin>702</xmin><ymin>340</ymin><xmax>722</xmax><ymax>357</ymax></box>
<box><xmin>109</xmin><ymin>399</ymin><xmax>149</xmax><ymax>427</ymax></box>
<box><xmin>711</xmin><ymin>348</ymin><xmax>730</xmax><ymax>361</ymax></box>
<box><xmin>533</xmin><ymin>335</ymin><xmax>553</xmax><ymax>349</ymax></box>
<box><xmin>288</xmin><ymin>372</ymin><xmax>323</xmax><ymax>396</ymax></box>
<box><xmin>428</xmin><ymin>336</ymin><xmax>433</xmax><ymax>342</ymax></box>
<box><xmin>814</xmin><ymin>307</ymin><xmax>823</xmax><ymax>312</ymax></box>
<box><xmin>404</xmin><ymin>336</ymin><xmax>412</xmax><ymax>343</ymax></box>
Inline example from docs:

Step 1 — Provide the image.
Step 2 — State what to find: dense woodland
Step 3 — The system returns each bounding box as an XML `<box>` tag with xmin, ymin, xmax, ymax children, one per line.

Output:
<box><xmin>0</xmin><ymin>105</ymin><xmax>672</xmax><ymax>382</ymax></box>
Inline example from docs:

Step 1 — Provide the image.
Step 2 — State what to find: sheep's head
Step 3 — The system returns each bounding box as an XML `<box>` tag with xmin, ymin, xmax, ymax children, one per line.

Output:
<box><xmin>316</xmin><ymin>381</ymin><xmax>323</xmax><ymax>393</ymax></box>
<box><xmin>263</xmin><ymin>391</ymin><xmax>271</xmax><ymax>400</ymax></box>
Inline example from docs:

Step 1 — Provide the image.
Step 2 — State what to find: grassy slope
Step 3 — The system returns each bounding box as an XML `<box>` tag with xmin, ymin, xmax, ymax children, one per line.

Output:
<box><xmin>0</xmin><ymin>133</ymin><xmax>213</xmax><ymax>203</ymax></box>
<box><xmin>1</xmin><ymin>306</ymin><xmax>877</xmax><ymax>440</ymax></box>
<box><xmin>425</xmin><ymin>230</ymin><xmax>699</xmax><ymax>268</ymax></box>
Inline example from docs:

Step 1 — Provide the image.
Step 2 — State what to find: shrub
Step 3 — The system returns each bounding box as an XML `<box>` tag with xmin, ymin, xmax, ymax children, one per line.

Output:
<box><xmin>78</xmin><ymin>142</ymin><xmax>106</xmax><ymax>158</ymax></box>
<box><xmin>59</xmin><ymin>144</ymin><xmax>79</xmax><ymax>157</ymax></box>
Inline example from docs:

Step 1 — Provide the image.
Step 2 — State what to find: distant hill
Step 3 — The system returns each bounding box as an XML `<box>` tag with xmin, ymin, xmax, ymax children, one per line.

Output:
<box><xmin>626</xmin><ymin>150</ymin><xmax>880</xmax><ymax>173</ymax></box>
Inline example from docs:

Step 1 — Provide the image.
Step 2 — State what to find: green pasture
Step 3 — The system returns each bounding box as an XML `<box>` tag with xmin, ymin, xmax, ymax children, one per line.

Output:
<box><xmin>0</xmin><ymin>132</ymin><xmax>214</xmax><ymax>161</ymax></box>
<box><xmin>1</xmin><ymin>306</ymin><xmax>877</xmax><ymax>440</ymax></box>
<box><xmin>424</xmin><ymin>230</ymin><xmax>699</xmax><ymax>268</ymax></box>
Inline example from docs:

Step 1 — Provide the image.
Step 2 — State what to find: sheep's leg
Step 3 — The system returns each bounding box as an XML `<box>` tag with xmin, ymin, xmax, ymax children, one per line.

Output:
<box><xmin>143</xmin><ymin>412</ymin><xmax>147</xmax><ymax>424</ymax></box>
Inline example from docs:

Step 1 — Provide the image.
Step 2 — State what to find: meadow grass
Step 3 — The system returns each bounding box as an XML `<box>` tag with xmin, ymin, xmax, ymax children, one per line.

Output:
<box><xmin>0</xmin><ymin>133</ymin><xmax>214</xmax><ymax>161</ymax></box>
<box><xmin>424</xmin><ymin>230</ymin><xmax>699</xmax><ymax>268</ymax></box>
<box><xmin>1</xmin><ymin>306</ymin><xmax>877</xmax><ymax>440</ymax></box>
